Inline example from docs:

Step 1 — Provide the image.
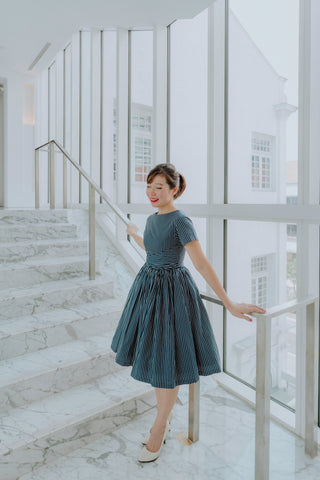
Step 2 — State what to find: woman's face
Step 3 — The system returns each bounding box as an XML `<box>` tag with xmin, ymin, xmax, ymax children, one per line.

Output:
<box><xmin>146</xmin><ymin>174</ymin><xmax>178</xmax><ymax>209</ymax></box>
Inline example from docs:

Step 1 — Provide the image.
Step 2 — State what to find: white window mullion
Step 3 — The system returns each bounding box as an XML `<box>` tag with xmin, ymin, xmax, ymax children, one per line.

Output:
<box><xmin>295</xmin><ymin>0</ymin><xmax>320</xmax><ymax>439</ymax></box>
<box><xmin>153</xmin><ymin>26</ymin><xmax>167</xmax><ymax>165</ymax></box>
<box><xmin>116</xmin><ymin>28</ymin><xmax>129</xmax><ymax>238</ymax></box>
<box><xmin>207</xmin><ymin>0</ymin><xmax>226</xmax><ymax>356</ymax></box>
<box><xmin>70</xmin><ymin>31</ymin><xmax>80</xmax><ymax>206</ymax></box>
<box><xmin>90</xmin><ymin>29</ymin><xmax>102</xmax><ymax>188</ymax></box>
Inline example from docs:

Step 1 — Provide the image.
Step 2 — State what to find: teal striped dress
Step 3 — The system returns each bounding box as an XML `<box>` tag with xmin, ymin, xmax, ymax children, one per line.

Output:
<box><xmin>111</xmin><ymin>209</ymin><xmax>221</xmax><ymax>388</ymax></box>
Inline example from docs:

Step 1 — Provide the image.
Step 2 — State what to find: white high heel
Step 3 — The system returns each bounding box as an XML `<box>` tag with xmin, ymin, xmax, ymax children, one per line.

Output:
<box><xmin>138</xmin><ymin>421</ymin><xmax>170</xmax><ymax>463</ymax></box>
<box><xmin>141</xmin><ymin>410</ymin><xmax>174</xmax><ymax>445</ymax></box>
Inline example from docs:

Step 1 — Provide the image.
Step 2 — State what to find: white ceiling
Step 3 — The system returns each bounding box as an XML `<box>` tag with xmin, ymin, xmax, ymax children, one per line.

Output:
<box><xmin>0</xmin><ymin>0</ymin><xmax>213</xmax><ymax>76</ymax></box>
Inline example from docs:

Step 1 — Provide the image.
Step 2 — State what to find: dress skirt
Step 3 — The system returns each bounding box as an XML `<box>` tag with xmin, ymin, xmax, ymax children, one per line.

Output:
<box><xmin>111</xmin><ymin>263</ymin><xmax>221</xmax><ymax>389</ymax></box>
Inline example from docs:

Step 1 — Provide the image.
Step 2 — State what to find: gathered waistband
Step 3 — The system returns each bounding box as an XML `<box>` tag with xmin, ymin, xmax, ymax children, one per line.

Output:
<box><xmin>144</xmin><ymin>262</ymin><xmax>185</xmax><ymax>270</ymax></box>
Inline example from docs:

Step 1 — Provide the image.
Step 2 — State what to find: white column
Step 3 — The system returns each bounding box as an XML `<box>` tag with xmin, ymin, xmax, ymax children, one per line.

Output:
<box><xmin>71</xmin><ymin>32</ymin><xmax>80</xmax><ymax>206</ymax></box>
<box><xmin>153</xmin><ymin>26</ymin><xmax>167</xmax><ymax>165</ymax></box>
<box><xmin>296</xmin><ymin>0</ymin><xmax>320</xmax><ymax>439</ymax></box>
<box><xmin>91</xmin><ymin>29</ymin><xmax>101</xmax><ymax>192</ymax></box>
<box><xmin>207</xmin><ymin>0</ymin><xmax>226</xmax><ymax>355</ymax></box>
<box><xmin>116</xmin><ymin>29</ymin><xmax>129</xmax><ymax>238</ymax></box>
<box><xmin>55</xmin><ymin>51</ymin><xmax>64</xmax><ymax>205</ymax></box>
<box><xmin>255</xmin><ymin>316</ymin><xmax>271</xmax><ymax>480</ymax></box>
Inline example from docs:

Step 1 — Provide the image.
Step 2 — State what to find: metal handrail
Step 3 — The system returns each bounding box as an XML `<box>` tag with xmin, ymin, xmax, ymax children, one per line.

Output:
<box><xmin>35</xmin><ymin>139</ymin><xmax>130</xmax><ymax>225</ymax></box>
<box><xmin>35</xmin><ymin>139</ymin><xmax>130</xmax><ymax>280</ymax></box>
<box><xmin>35</xmin><ymin>141</ymin><xmax>318</xmax><ymax>480</ymax></box>
<box><xmin>200</xmin><ymin>293</ymin><xmax>319</xmax><ymax>480</ymax></box>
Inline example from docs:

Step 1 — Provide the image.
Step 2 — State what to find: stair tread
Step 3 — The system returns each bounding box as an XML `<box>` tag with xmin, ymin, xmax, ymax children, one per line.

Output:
<box><xmin>0</xmin><ymin>331</ymin><xmax>116</xmax><ymax>387</ymax></box>
<box><xmin>0</xmin><ymin>298</ymin><xmax>122</xmax><ymax>339</ymax></box>
<box><xmin>0</xmin><ymin>222</ymin><xmax>75</xmax><ymax>228</ymax></box>
<box><xmin>0</xmin><ymin>255</ymin><xmax>92</xmax><ymax>270</ymax></box>
<box><xmin>0</xmin><ymin>276</ymin><xmax>112</xmax><ymax>301</ymax></box>
<box><xmin>0</xmin><ymin>238</ymin><xmax>87</xmax><ymax>249</ymax></box>
<box><xmin>0</xmin><ymin>369</ymin><xmax>151</xmax><ymax>455</ymax></box>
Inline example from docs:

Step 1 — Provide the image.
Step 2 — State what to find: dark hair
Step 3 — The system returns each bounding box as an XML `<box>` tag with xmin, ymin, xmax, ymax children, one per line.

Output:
<box><xmin>147</xmin><ymin>163</ymin><xmax>186</xmax><ymax>199</ymax></box>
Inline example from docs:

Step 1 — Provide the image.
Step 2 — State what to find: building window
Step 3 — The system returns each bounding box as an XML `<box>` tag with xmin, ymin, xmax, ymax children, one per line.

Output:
<box><xmin>251</xmin><ymin>254</ymin><xmax>275</xmax><ymax>309</ymax></box>
<box><xmin>132</xmin><ymin>103</ymin><xmax>152</xmax><ymax>183</ymax></box>
<box><xmin>287</xmin><ymin>224</ymin><xmax>297</xmax><ymax>237</ymax></box>
<box><xmin>251</xmin><ymin>133</ymin><xmax>274</xmax><ymax>190</ymax></box>
<box><xmin>134</xmin><ymin>137</ymin><xmax>152</xmax><ymax>182</ymax></box>
<box><xmin>132</xmin><ymin>113</ymin><xmax>151</xmax><ymax>132</ymax></box>
<box><xmin>286</xmin><ymin>195</ymin><xmax>298</xmax><ymax>205</ymax></box>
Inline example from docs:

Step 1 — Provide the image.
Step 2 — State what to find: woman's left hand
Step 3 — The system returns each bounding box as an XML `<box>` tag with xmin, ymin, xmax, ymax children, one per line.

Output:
<box><xmin>228</xmin><ymin>302</ymin><xmax>266</xmax><ymax>322</ymax></box>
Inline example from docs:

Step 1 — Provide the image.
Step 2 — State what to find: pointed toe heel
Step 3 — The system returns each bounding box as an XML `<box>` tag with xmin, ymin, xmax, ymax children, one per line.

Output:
<box><xmin>141</xmin><ymin>410</ymin><xmax>174</xmax><ymax>445</ymax></box>
<box><xmin>138</xmin><ymin>422</ymin><xmax>170</xmax><ymax>463</ymax></box>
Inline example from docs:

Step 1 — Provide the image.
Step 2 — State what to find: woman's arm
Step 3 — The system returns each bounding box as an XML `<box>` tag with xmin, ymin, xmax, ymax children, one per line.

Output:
<box><xmin>126</xmin><ymin>224</ymin><xmax>145</xmax><ymax>251</ymax></box>
<box><xmin>184</xmin><ymin>240</ymin><xmax>266</xmax><ymax>322</ymax></box>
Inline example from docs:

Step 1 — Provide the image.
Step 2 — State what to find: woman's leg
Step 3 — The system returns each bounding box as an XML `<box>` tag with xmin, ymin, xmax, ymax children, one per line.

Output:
<box><xmin>146</xmin><ymin>386</ymin><xmax>179</xmax><ymax>452</ymax></box>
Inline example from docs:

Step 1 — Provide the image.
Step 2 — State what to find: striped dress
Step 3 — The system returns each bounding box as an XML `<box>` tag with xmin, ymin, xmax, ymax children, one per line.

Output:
<box><xmin>111</xmin><ymin>209</ymin><xmax>221</xmax><ymax>388</ymax></box>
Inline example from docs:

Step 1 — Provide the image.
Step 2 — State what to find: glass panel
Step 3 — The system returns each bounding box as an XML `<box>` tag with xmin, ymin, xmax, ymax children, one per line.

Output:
<box><xmin>170</xmin><ymin>9</ymin><xmax>208</xmax><ymax>204</ymax></box>
<box><xmin>185</xmin><ymin>217</ymin><xmax>206</xmax><ymax>291</ymax></box>
<box><xmin>48</xmin><ymin>62</ymin><xmax>57</xmax><ymax>204</ymax></box>
<box><xmin>129</xmin><ymin>31</ymin><xmax>153</xmax><ymax>203</ymax></box>
<box><xmin>270</xmin><ymin>222</ymin><xmax>297</xmax><ymax>408</ymax></box>
<box><xmin>225</xmin><ymin>220</ymin><xmax>297</xmax><ymax>409</ymax></box>
<box><xmin>0</xmin><ymin>86</ymin><xmax>3</xmax><ymax>206</ymax></box>
<box><xmin>48</xmin><ymin>62</ymin><xmax>56</xmax><ymax>140</ymax></box>
<box><xmin>80</xmin><ymin>31</ymin><xmax>91</xmax><ymax>203</ymax></box>
<box><xmin>101</xmin><ymin>30</ymin><xmax>117</xmax><ymax>202</ymax></box>
<box><xmin>64</xmin><ymin>44</ymin><xmax>72</xmax><ymax>152</ymax></box>
<box><xmin>228</xmin><ymin>0</ymin><xmax>299</xmax><ymax>204</ymax></box>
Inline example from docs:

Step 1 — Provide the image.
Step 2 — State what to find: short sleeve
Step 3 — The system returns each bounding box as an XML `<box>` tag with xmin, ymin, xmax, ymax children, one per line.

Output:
<box><xmin>175</xmin><ymin>215</ymin><xmax>198</xmax><ymax>246</ymax></box>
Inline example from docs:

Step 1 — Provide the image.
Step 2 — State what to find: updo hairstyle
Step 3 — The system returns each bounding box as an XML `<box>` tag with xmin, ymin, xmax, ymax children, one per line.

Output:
<box><xmin>146</xmin><ymin>163</ymin><xmax>186</xmax><ymax>199</ymax></box>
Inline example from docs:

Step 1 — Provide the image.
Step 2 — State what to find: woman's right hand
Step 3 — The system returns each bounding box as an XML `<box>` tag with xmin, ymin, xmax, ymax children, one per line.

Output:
<box><xmin>228</xmin><ymin>302</ymin><xmax>266</xmax><ymax>322</ymax></box>
<box><xmin>126</xmin><ymin>223</ymin><xmax>139</xmax><ymax>236</ymax></box>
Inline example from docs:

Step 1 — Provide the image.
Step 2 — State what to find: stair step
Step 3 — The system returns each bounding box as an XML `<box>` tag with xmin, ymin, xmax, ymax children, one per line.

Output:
<box><xmin>0</xmin><ymin>209</ymin><xmax>69</xmax><ymax>224</ymax></box>
<box><xmin>0</xmin><ymin>277</ymin><xmax>114</xmax><ymax>321</ymax></box>
<box><xmin>0</xmin><ymin>223</ymin><xmax>78</xmax><ymax>242</ymax></box>
<box><xmin>0</xmin><ymin>331</ymin><xmax>121</xmax><ymax>411</ymax></box>
<box><xmin>0</xmin><ymin>369</ymin><xmax>154</xmax><ymax>480</ymax></box>
<box><xmin>0</xmin><ymin>256</ymin><xmax>97</xmax><ymax>290</ymax></box>
<box><xmin>0</xmin><ymin>238</ymin><xmax>88</xmax><ymax>264</ymax></box>
<box><xmin>0</xmin><ymin>298</ymin><xmax>122</xmax><ymax>360</ymax></box>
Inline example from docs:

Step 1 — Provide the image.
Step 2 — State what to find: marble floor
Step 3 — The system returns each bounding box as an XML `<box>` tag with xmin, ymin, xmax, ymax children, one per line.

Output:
<box><xmin>19</xmin><ymin>379</ymin><xmax>320</xmax><ymax>480</ymax></box>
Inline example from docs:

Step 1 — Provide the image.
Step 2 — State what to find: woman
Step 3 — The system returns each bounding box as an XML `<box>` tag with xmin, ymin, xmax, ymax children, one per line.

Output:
<box><xmin>111</xmin><ymin>163</ymin><xmax>266</xmax><ymax>463</ymax></box>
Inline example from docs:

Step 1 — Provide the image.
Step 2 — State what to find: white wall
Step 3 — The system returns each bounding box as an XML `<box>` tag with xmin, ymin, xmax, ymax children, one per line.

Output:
<box><xmin>228</xmin><ymin>11</ymin><xmax>287</xmax><ymax>204</ymax></box>
<box><xmin>0</xmin><ymin>69</ymin><xmax>35</xmax><ymax>208</ymax></box>
<box><xmin>0</xmin><ymin>84</ymin><xmax>4</xmax><ymax>207</ymax></box>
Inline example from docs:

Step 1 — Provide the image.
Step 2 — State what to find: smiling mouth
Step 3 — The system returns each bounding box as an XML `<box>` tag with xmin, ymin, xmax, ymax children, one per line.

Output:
<box><xmin>150</xmin><ymin>199</ymin><xmax>158</xmax><ymax>203</ymax></box>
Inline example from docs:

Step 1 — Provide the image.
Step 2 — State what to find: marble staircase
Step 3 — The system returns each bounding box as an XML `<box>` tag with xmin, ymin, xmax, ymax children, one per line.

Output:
<box><xmin>0</xmin><ymin>209</ymin><xmax>155</xmax><ymax>480</ymax></box>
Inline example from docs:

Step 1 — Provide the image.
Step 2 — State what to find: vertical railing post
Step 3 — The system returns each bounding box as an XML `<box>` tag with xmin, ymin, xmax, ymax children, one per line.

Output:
<box><xmin>63</xmin><ymin>154</ymin><xmax>68</xmax><ymax>208</ymax></box>
<box><xmin>35</xmin><ymin>148</ymin><xmax>40</xmax><ymax>208</ymax></box>
<box><xmin>188</xmin><ymin>381</ymin><xmax>200</xmax><ymax>443</ymax></box>
<box><xmin>49</xmin><ymin>141</ymin><xmax>55</xmax><ymax>209</ymax></box>
<box><xmin>255</xmin><ymin>315</ymin><xmax>271</xmax><ymax>480</ymax></box>
<box><xmin>89</xmin><ymin>184</ymin><xmax>95</xmax><ymax>280</ymax></box>
<box><xmin>305</xmin><ymin>301</ymin><xmax>318</xmax><ymax>457</ymax></box>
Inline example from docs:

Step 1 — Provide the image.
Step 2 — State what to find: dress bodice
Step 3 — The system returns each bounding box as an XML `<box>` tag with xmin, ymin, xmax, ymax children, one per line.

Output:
<box><xmin>143</xmin><ymin>210</ymin><xmax>198</xmax><ymax>269</ymax></box>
